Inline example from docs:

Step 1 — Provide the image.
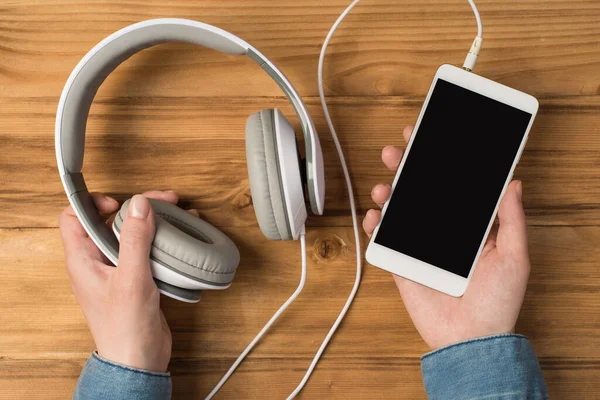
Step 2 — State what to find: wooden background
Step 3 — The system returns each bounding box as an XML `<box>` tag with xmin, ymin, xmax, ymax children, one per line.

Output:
<box><xmin>0</xmin><ymin>0</ymin><xmax>599</xmax><ymax>398</ymax></box>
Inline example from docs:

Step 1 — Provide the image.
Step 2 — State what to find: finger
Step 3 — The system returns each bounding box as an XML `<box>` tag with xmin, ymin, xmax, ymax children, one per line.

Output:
<box><xmin>479</xmin><ymin>222</ymin><xmax>499</xmax><ymax>258</ymax></box>
<box><xmin>187</xmin><ymin>209</ymin><xmax>200</xmax><ymax>217</ymax></box>
<box><xmin>106</xmin><ymin>213</ymin><xmax>118</xmax><ymax>232</ymax></box>
<box><xmin>403</xmin><ymin>125</ymin><xmax>414</xmax><ymax>143</ymax></box>
<box><xmin>481</xmin><ymin>235</ymin><xmax>497</xmax><ymax>258</ymax></box>
<box><xmin>496</xmin><ymin>181</ymin><xmax>528</xmax><ymax>259</ymax></box>
<box><xmin>141</xmin><ymin>190</ymin><xmax>179</xmax><ymax>204</ymax></box>
<box><xmin>371</xmin><ymin>184</ymin><xmax>391</xmax><ymax>207</ymax></box>
<box><xmin>117</xmin><ymin>195</ymin><xmax>155</xmax><ymax>285</ymax></box>
<box><xmin>381</xmin><ymin>146</ymin><xmax>403</xmax><ymax>172</ymax></box>
<box><xmin>59</xmin><ymin>208</ymin><xmax>93</xmax><ymax>265</ymax></box>
<box><xmin>362</xmin><ymin>209</ymin><xmax>381</xmax><ymax>238</ymax></box>
<box><xmin>90</xmin><ymin>193</ymin><xmax>120</xmax><ymax>216</ymax></box>
<box><xmin>60</xmin><ymin>194</ymin><xmax>119</xmax><ymax>241</ymax></box>
<box><xmin>59</xmin><ymin>195</ymin><xmax>119</xmax><ymax>281</ymax></box>
<box><xmin>105</xmin><ymin>191</ymin><xmax>180</xmax><ymax>230</ymax></box>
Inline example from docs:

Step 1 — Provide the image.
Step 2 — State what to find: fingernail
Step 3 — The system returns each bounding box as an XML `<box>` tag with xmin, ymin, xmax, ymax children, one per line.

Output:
<box><xmin>366</xmin><ymin>209</ymin><xmax>376</xmax><ymax>218</ymax></box>
<box><xmin>516</xmin><ymin>181</ymin><xmax>523</xmax><ymax>200</ymax></box>
<box><xmin>129</xmin><ymin>195</ymin><xmax>150</xmax><ymax>219</ymax></box>
<box><xmin>104</xmin><ymin>195</ymin><xmax>118</xmax><ymax>206</ymax></box>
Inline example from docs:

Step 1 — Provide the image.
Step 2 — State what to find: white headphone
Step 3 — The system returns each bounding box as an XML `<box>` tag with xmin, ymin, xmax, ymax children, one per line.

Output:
<box><xmin>55</xmin><ymin>19</ymin><xmax>325</xmax><ymax>303</ymax></box>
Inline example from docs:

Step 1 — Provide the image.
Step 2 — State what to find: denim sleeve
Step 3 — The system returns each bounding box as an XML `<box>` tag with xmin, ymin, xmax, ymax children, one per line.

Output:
<box><xmin>421</xmin><ymin>334</ymin><xmax>548</xmax><ymax>400</ymax></box>
<box><xmin>73</xmin><ymin>352</ymin><xmax>172</xmax><ymax>400</ymax></box>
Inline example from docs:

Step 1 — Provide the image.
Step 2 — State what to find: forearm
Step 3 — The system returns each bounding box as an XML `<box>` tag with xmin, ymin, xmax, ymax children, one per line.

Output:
<box><xmin>421</xmin><ymin>334</ymin><xmax>548</xmax><ymax>400</ymax></box>
<box><xmin>74</xmin><ymin>353</ymin><xmax>172</xmax><ymax>400</ymax></box>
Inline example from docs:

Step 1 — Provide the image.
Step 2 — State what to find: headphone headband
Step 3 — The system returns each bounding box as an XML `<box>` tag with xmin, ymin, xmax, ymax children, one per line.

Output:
<box><xmin>55</xmin><ymin>19</ymin><xmax>325</xmax><ymax>267</ymax></box>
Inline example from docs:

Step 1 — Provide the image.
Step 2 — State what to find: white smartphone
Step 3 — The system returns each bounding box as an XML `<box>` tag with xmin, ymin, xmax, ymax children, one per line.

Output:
<box><xmin>366</xmin><ymin>64</ymin><xmax>538</xmax><ymax>297</ymax></box>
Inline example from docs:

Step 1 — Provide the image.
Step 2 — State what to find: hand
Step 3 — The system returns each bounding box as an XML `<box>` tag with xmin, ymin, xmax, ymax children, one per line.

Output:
<box><xmin>59</xmin><ymin>190</ymin><xmax>195</xmax><ymax>372</ymax></box>
<box><xmin>363</xmin><ymin>126</ymin><xmax>531</xmax><ymax>350</ymax></box>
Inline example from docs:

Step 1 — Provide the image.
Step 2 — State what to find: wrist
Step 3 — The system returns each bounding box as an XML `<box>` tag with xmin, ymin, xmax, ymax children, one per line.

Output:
<box><xmin>97</xmin><ymin>347</ymin><xmax>170</xmax><ymax>373</ymax></box>
<box><xmin>424</xmin><ymin>325</ymin><xmax>516</xmax><ymax>351</ymax></box>
<box><xmin>92</xmin><ymin>351</ymin><xmax>171</xmax><ymax>375</ymax></box>
<box><xmin>424</xmin><ymin>333</ymin><xmax>521</xmax><ymax>356</ymax></box>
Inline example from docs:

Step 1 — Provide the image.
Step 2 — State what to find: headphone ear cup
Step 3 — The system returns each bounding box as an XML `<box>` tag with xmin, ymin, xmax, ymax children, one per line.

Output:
<box><xmin>112</xmin><ymin>198</ymin><xmax>240</xmax><ymax>287</ymax></box>
<box><xmin>246</xmin><ymin>109</ymin><xmax>297</xmax><ymax>240</ymax></box>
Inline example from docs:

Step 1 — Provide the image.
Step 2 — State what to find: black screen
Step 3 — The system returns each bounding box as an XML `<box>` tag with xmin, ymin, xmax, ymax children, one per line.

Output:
<box><xmin>374</xmin><ymin>79</ymin><xmax>532</xmax><ymax>278</ymax></box>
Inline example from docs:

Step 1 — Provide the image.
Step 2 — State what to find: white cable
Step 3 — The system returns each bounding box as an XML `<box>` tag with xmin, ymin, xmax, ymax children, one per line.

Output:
<box><xmin>205</xmin><ymin>229</ymin><xmax>307</xmax><ymax>400</ymax></box>
<box><xmin>464</xmin><ymin>0</ymin><xmax>483</xmax><ymax>71</ymax></box>
<box><xmin>468</xmin><ymin>0</ymin><xmax>482</xmax><ymax>38</ymax></box>
<box><xmin>287</xmin><ymin>0</ymin><xmax>363</xmax><ymax>398</ymax></box>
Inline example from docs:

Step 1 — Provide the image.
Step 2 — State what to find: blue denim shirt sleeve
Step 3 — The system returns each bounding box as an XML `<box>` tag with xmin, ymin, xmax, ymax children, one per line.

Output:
<box><xmin>421</xmin><ymin>334</ymin><xmax>548</xmax><ymax>400</ymax></box>
<box><xmin>73</xmin><ymin>352</ymin><xmax>172</xmax><ymax>400</ymax></box>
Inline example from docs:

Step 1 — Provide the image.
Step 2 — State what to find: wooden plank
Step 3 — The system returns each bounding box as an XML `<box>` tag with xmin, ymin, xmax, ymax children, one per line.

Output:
<box><xmin>0</xmin><ymin>96</ymin><xmax>599</xmax><ymax>228</ymax></box>
<box><xmin>0</xmin><ymin>1</ymin><xmax>598</xmax><ymax>100</ymax></box>
<box><xmin>1</xmin><ymin>226</ymin><xmax>599</xmax><ymax>361</ymax></box>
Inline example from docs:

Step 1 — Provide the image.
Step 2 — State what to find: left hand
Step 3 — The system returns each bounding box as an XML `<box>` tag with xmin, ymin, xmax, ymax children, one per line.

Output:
<box><xmin>59</xmin><ymin>190</ymin><xmax>196</xmax><ymax>372</ymax></box>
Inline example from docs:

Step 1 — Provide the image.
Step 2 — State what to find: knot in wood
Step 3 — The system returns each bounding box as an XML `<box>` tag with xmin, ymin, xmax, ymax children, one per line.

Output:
<box><xmin>232</xmin><ymin>190</ymin><xmax>253</xmax><ymax>209</ymax></box>
<box><xmin>314</xmin><ymin>235</ymin><xmax>345</xmax><ymax>261</ymax></box>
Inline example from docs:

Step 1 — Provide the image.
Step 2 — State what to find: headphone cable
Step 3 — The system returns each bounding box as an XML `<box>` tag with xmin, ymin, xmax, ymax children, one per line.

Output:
<box><xmin>205</xmin><ymin>228</ymin><xmax>307</xmax><ymax>400</ymax></box>
<box><xmin>287</xmin><ymin>1</ymin><xmax>363</xmax><ymax>397</ymax></box>
<box><xmin>464</xmin><ymin>0</ymin><xmax>483</xmax><ymax>71</ymax></box>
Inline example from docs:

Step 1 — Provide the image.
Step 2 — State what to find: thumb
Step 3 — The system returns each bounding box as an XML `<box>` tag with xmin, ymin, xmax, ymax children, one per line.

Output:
<box><xmin>496</xmin><ymin>180</ymin><xmax>528</xmax><ymax>259</ymax></box>
<box><xmin>118</xmin><ymin>195</ymin><xmax>155</xmax><ymax>283</ymax></box>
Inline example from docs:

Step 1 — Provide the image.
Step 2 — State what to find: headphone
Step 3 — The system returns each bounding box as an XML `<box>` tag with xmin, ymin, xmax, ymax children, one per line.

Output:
<box><xmin>55</xmin><ymin>18</ymin><xmax>325</xmax><ymax>303</ymax></box>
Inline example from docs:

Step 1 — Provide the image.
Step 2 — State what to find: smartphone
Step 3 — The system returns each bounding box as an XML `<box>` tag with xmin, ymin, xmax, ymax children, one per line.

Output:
<box><xmin>365</xmin><ymin>64</ymin><xmax>538</xmax><ymax>297</ymax></box>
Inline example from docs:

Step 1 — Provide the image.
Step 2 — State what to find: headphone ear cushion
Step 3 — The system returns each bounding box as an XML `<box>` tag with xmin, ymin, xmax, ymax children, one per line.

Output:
<box><xmin>113</xmin><ymin>198</ymin><xmax>240</xmax><ymax>286</ymax></box>
<box><xmin>245</xmin><ymin>109</ymin><xmax>293</xmax><ymax>241</ymax></box>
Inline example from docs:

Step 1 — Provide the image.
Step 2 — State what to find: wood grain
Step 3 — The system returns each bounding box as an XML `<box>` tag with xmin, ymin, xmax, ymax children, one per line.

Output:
<box><xmin>1</xmin><ymin>97</ymin><xmax>599</xmax><ymax>228</ymax></box>
<box><xmin>0</xmin><ymin>0</ymin><xmax>599</xmax><ymax>398</ymax></box>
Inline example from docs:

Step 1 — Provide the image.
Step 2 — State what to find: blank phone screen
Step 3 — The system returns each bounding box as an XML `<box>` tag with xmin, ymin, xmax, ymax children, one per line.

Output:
<box><xmin>374</xmin><ymin>79</ymin><xmax>532</xmax><ymax>278</ymax></box>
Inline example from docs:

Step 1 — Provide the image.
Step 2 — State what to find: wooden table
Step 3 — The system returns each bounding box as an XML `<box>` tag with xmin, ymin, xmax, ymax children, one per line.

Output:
<box><xmin>1</xmin><ymin>1</ymin><xmax>599</xmax><ymax>398</ymax></box>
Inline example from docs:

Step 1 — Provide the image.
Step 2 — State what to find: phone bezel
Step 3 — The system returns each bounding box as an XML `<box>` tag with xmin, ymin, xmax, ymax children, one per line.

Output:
<box><xmin>365</xmin><ymin>64</ymin><xmax>539</xmax><ymax>297</ymax></box>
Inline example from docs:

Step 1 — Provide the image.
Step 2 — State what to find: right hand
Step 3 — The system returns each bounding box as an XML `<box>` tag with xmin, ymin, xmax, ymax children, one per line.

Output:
<box><xmin>363</xmin><ymin>125</ymin><xmax>532</xmax><ymax>350</ymax></box>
